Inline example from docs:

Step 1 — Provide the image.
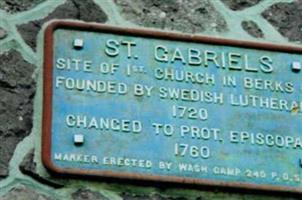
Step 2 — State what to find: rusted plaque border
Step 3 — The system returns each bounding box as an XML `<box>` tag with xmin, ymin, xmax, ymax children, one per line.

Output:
<box><xmin>42</xmin><ymin>20</ymin><xmax>302</xmax><ymax>193</ymax></box>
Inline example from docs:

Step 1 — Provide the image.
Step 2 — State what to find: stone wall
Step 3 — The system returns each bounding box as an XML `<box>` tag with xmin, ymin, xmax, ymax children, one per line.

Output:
<box><xmin>0</xmin><ymin>0</ymin><xmax>301</xmax><ymax>199</ymax></box>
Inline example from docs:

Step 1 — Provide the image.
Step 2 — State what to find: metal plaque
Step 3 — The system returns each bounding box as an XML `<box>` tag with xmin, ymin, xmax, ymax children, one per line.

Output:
<box><xmin>42</xmin><ymin>21</ymin><xmax>302</xmax><ymax>193</ymax></box>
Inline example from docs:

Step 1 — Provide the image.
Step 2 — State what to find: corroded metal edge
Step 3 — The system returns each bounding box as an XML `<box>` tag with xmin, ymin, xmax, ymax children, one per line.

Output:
<box><xmin>42</xmin><ymin>20</ymin><xmax>302</xmax><ymax>194</ymax></box>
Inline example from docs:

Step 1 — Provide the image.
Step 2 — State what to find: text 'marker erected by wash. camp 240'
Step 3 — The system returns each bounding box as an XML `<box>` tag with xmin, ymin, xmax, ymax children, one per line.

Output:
<box><xmin>42</xmin><ymin>21</ymin><xmax>302</xmax><ymax>193</ymax></box>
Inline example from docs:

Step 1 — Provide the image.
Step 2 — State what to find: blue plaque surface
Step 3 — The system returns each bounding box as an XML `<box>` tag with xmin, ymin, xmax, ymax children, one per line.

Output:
<box><xmin>43</xmin><ymin>21</ymin><xmax>302</xmax><ymax>192</ymax></box>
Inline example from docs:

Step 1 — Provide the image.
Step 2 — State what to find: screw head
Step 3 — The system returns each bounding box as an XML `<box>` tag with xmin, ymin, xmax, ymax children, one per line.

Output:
<box><xmin>74</xmin><ymin>134</ymin><xmax>84</xmax><ymax>145</ymax></box>
<box><xmin>73</xmin><ymin>39</ymin><xmax>84</xmax><ymax>49</ymax></box>
<box><xmin>292</xmin><ymin>61</ymin><xmax>301</xmax><ymax>72</ymax></box>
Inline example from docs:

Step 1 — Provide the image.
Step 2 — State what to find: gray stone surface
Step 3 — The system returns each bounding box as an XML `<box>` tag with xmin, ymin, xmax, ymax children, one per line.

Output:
<box><xmin>0</xmin><ymin>185</ymin><xmax>51</xmax><ymax>200</ymax></box>
<box><xmin>0</xmin><ymin>27</ymin><xmax>7</xmax><ymax>40</ymax></box>
<box><xmin>114</xmin><ymin>0</ymin><xmax>227</xmax><ymax>33</ymax></box>
<box><xmin>72</xmin><ymin>189</ymin><xmax>109</xmax><ymax>200</ymax></box>
<box><xmin>241</xmin><ymin>20</ymin><xmax>264</xmax><ymax>38</ymax></box>
<box><xmin>0</xmin><ymin>0</ymin><xmax>45</xmax><ymax>14</ymax></box>
<box><xmin>122</xmin><ymin>193</ymin><xmax>190</xmax><ymax>200</ymax></box>
<box><xmin>221</xmin><ymin>0</ymin><xmax>262</xmax><ymax>11</ymax></box>
<box><xmin>17</xmin><ymin>0</ymin><xmax>107</xmax><ymax>50</ymax></box>
<box><xmin>0</xmin><ymin>50</ymin><xmax>35</xmax><ymax>179</ymax></box>
<box><xmin>19</xmin><ymin>149</ymin><xmax>63</xmax><ymax>188</ymax></box>
<box><xmin>122</xmin><ymin>192</ymin><xmax>301</xmax><ymax>200</ymax></box>
<box><xmin>19</xmin><ymin>148</ymin><xmax>36</xmax><ymax>174</ymax></box>
<box><xmin>262</xmin><ymin>0</ymin><xmax>302</xmax><ymax>43</ymax></box>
